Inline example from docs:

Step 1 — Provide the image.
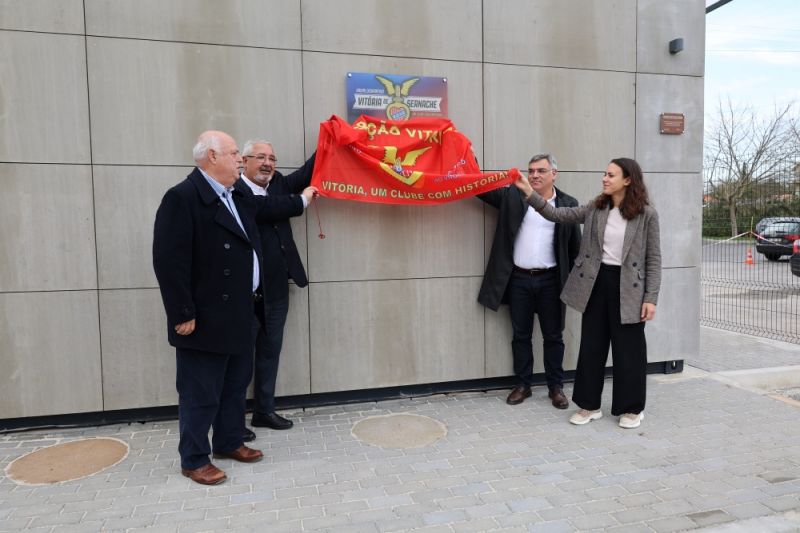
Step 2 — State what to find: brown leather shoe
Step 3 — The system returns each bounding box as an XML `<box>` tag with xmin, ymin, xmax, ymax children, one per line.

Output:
<box><xmin>181</xmin><ymin>463</ymin><xmax>226</xmax><ymax>485</ymax></box>
<box><xmin>506</xmin><ymin>385</ymin><xmax>532</xmax><ymax>405</ymax></box>
<box><xmin>212</xmin><ymin>445</ymin><xmax>264</xmax><ymax>463</ymax></box>
<box><xmin>548</xmin><ymin>386</ymin><xmax>569</xmax><ymax>409</ymax></box>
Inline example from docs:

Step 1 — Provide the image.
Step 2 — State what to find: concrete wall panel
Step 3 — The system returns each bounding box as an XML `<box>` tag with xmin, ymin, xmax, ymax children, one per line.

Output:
<box><xmin>307</xmin><ymin>200</ymin><xmax>484</xmax><ymax>282</ymax></box>
<box><xmin>484</xmin><ymin>0</ymin><xmax>636</xmax><ymax>71</ymax></box>
<box><xmin>0</xmin><ymin>164</ymin><xmax>96</xmax><ymax>292</ymax></box>
<box><xmin>0</xmin><ymin>0</ymin><xmax>84</xmax><ymax>33</ymax></box>
<box><xmin>309</xmin><ymin>277</ymin><xmax>484</xmax><ymax>393</ymax></box>
<box><xmin>275</xmin><ymin>284</ymin><xmax>311</xmax><ymax>398</ymax></box>
<box><xmin>302</xmin><ymin>52</ymin><xmax>483</xmax><ymax>161</ymax></box>
<box><xmin>638</xmin><ymin>0</ymin><xmax>705</xmax><ymax>76</ymax></box>
<box><xmin>645</xmin><ymin>173</ymin><xmax>702</xmax><ymax>269</ymax></box>
<box><xmin>302</xmin><ymin>0</ymin><xmax>482</xmax><ymax>61</ymax></box>
<box><xmin>99</xmin><ymin>289</ymin><xmax>176</xmax><ymax>410</ymax></box>
<box><xmin>548</xmin><ymin>172</ymin><xmax>605</xmax><ymax>205</ymax></box>
<box><xmin>635</xmin><ymin>74</ymin><xmax>704</xmax><ymax>173</ymax></box>
<box><xmin>0</xmin><ymin>31</ymin><xmax>90</xmax><ymax>163</ymax></box>
<box><xmin>484</xmin><ymin>65</ymin><xmax>636</xmax><ymax>172</ymax></box>
<box><xmin>0</xmin><ymin>291</ymin><xmax>102</xmax><ymax>418</ymax></box>
<box><xmin>94</xmin><ymin>165</ymin><xmax>191</xmax><ymax>289</ymax></box>
<box><xmin>645</xmin><ymin>267</ymin><xmax>700</xmax><ymax>363</ymax></box>
<box><xmin>85</xmin><ymin>0</ymin><xmax>300</xmax><ymax>49</ymax></box>
<box><xmin>87</xmin><ymin>38</ymin><xmax>304</xmax><ymax>166</ymax></box>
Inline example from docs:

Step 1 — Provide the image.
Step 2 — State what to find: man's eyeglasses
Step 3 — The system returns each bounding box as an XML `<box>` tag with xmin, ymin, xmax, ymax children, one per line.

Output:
<box><xmin>528</xmin><ymin>168</ymin><xmax>553</xmax><ymax>175</ymax></box>
<box><xmin>246</xmin><ymin>154</ymin><xmax>278</xmax><ymax>164</ymax></box>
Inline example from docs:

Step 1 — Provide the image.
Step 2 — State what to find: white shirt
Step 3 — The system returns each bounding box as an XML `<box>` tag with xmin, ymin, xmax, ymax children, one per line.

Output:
<box><xmin>601</xmin><ymin>207</ymin><xmax>627</xmax><ymax>266</ymax></box>
<box><xmin>513</xmin><ymin>189</ymin><xmax>557</xmax><ymax>269</ymax></box>
<box><xmin>241</xmin><ymin>173</ymin><xmax>268</xmax><ymax>196</ymax></box>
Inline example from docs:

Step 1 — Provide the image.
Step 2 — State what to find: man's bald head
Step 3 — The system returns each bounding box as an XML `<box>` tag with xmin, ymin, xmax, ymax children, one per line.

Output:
<box><xmin>192</xmin><ymin>130</ymin><xmax>242</xmax><ymax>187</ymax></box>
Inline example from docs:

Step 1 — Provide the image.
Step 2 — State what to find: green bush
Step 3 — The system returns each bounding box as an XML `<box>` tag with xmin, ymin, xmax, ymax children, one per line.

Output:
<box><xmin>702</xmin><ymin>200</ymin><xmax>800</xmax><ymax>238</ymax></box>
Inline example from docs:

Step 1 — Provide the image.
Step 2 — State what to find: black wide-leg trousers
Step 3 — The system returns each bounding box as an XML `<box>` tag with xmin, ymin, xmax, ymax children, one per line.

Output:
<box><xmin>572</xmin><ymin>264</ymin><xmax>647</xmax><ymax>416</ymax></box>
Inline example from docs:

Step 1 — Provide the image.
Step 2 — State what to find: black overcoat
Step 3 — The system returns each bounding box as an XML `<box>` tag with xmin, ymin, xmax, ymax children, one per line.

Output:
<box><xmin>477</xmin><ymin>185</ymin><xmax>581</xmax><ymax>326</ymax></box>
<box><xmin>152</xmin><ymin>167</ymin><xmax>303</xmax><ymax>354</ymax></box>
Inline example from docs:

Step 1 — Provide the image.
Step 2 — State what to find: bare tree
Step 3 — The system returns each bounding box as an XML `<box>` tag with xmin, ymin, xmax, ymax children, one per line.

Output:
<box><xmin>704</xmin><ymin>100</ymin><xmax>797</xmax><ymax>236</ymax></box>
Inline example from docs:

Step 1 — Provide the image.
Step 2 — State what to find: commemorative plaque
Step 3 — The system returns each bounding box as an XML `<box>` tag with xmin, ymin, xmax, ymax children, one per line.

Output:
<box><xmin>660</xmin><ymin>112</ymin><xmax>685</xmax><ymax>134</ymax></box>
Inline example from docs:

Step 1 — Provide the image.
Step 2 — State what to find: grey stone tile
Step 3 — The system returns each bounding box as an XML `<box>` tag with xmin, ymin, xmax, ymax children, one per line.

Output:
<box><xmin>686</xmin><ymin>509</ymin><xmax>735</xmax><ymax>527</ymax></box>
<box><xmin>421</xmin><ymin>509</ymin><xmax>468</xmax><ymax>525</ymax></box>
<box><xmin>375</xmin><ymin>517</ymin><xmax>424</xmax><ymax>532</ymax></box>
<box><xmin>451</xmin><ymin>517</ymin><xmax>500</xmax><ymax>532</ymax></box>
<box><xmin>646</xmin><ymin>516</ymin><xmax>699</xmax><ymax>533</ymax></box>
<box><xmin>610</xmin><ymin>507</ymin><xmax>660</xmax><ymax>524</ymax></box>
<box><xmin>177</xmin><ymin>518</ymin><xmax>230</xmax><ymax>532</ymax></box>
<box><xmin>568</xmin><ymin>513</ymin><xmax>619</xmax><ymax>530</ymax></box>
<box><xmin>29</xmin><ymin>511</ymin><xmax>85</xmax><ymax>528</ymax></box>
<box><xmin>153</xmin><ymin>510</ymin><xmax>206</xmax><ymax>525</ymax></box>
<box><xmin>723</xmin><ymin>502</ymin><xmax>773</xmax><ymax>520</ymax></box>
<box><xmin>763</xmin><ymin>495</ymin><xmax>800</xmax><ymax>512</ymax></box>
<box><xmin>539</xmin><ymin>505</ymin><xmax>585</xmax><ymax>521</ymax></box>
<box><xmin>529</xmin><ymin>520</ymin><xmax>577</xmax><ymax>533</ymax></box>
<box><xmin>301</xmin><ymin>514</ymin><xmax>351</xmax><ymax>530</ymax></box>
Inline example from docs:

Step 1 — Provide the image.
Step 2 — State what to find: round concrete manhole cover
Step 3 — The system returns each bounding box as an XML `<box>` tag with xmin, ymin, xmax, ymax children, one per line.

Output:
<box><xmin>352</xmin><ymin>413</ymin><xmax>447</xmax><ymax>448</ymax></box>
<box><xmin>5</xmin><ymin>437</ymin><xmax>129</xmax><ymax>485</ymax></box>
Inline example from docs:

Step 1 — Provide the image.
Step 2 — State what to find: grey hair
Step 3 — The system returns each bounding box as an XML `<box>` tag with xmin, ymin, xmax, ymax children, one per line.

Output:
<box><xmin>192</xmin><ymin>133</ymin><xmax>222</xmax><ymax>163</ymax></box>
<box><xmin>242</xmin><ymin>139</ymin><xmax>274</xmax><ymax>157</ymax></box>
<box><xmin>529</xmin><ymin>153</ymin><xmax>557</xmax><ymax>170</ymax></box>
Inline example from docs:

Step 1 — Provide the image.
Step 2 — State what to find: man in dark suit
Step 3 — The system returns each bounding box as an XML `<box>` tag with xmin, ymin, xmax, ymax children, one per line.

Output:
<box><xmin>478</xmin><ymin>154</ymin><xmax>581</xmax><ymax>408</ymax></box>
<box><xmin>152</xmin><ymin>130</ymin><xmax>308</xmax><ymax>484</ymax></box>
<box><xmin>236</xmin><ymin>140</ymin><xmax>315</xmax><ymax>436</ymax></box>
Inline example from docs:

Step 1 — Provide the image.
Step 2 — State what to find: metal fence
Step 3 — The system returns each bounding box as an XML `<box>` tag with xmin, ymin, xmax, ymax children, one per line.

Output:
<box><xmin>701</xmin><ymin>158</ymin><xmax>800</xmax><ymax>344</ymax></box>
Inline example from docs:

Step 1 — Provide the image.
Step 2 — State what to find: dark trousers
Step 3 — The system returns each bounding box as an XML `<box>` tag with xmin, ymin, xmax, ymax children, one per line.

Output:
<box><xmin>253</xmin><ymin>295</ymin><xmax>289</xmax><ymax>415</ymax></box>
<box><xmin>507</xmin><ymin>269</ymin><xmax>565</xmax><ymax>388</ymax></box>
<box><xmin>176</xmin><ymin>342</ymin><xmax>254</xmax><ymax>470</ymax></box>
<box><xmin>573</xmin><ymin>264</ymin><xmax>647</xmax><ymax>416</ymax></box>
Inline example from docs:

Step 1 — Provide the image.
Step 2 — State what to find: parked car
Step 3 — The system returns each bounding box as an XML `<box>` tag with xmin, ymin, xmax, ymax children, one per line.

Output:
<box><xmin>755</xmin><ymin>216</ymin><xmax>800</xmax><ymax>236</ymax></box>
<box><xmin>791</xmin><ymin>239</ymin><xmax>800</xmax><ymax>277</ymax></box>
<box><xmin>755</xmin><ymin>218</ymin><xmax>800</xmax><ymax>261</ymax></box>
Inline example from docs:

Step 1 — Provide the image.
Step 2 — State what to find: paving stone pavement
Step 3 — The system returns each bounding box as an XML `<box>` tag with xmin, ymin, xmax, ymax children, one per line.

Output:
<box><xmin>693</xmin><ymin>326</ymin><xmax>799</xmax><ymax>372</ymax></box>
<box><xmin>1</xmin><ymin>327</ymin><xmax>800</xmax><ymax>532</ymax></box>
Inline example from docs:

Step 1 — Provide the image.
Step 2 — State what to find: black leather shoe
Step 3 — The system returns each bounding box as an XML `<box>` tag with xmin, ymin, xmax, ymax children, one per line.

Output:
<box><xmin>242</xmin><ymin>427</ymin><xmax>256</xmax><ymax>442</ymax></box>
<box><xmin>548</xmin><ymin>386</ymin><xmax>569</xmax><ymax>409</ymax></box>
<box><xmin>251</xmin><ymin>412</ymin><xmax>293</xmax><ymax>430</ymax></box>
<box><xmin>506</xmin><ymin>385</ymin><xmax>532</xmax><ymax>405</ymax></box>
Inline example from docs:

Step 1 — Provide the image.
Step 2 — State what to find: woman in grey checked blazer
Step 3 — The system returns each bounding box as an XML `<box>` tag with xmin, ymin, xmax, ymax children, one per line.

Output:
<box><xmin>514</xmin><ymin>158</ymin><xmax>661</xmax><ymax>429</ymax></box>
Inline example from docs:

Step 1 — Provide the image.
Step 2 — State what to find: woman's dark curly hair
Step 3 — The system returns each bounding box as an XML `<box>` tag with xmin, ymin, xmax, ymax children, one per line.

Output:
<box><xmin>593</xmin><ymin>157</ymin><xmax>650</xmax><ymax>220</ymax></box>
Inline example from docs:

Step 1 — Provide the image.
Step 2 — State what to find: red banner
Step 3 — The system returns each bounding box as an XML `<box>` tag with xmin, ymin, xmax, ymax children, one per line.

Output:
<box><xmin>311</xmin><ymin>115</ymin><xmax>516</xmax><ymax>205</ymax></box>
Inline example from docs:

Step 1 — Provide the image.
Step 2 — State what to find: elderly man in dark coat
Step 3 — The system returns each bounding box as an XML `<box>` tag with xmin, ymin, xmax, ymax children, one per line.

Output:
<box><xmin>152</xmin><ymin>130</ymin><xmax>311</xmax><ymax>484</ymax></box>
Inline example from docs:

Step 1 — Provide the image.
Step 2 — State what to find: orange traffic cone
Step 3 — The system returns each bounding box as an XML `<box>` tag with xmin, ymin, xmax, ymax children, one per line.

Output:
<box><xmin>744</xmin><ymin>247</ymin><xmax>754</xmax><ymax>265</ymax></box>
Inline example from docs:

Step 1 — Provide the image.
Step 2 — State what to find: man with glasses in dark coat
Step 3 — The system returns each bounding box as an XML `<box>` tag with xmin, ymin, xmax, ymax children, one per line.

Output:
<box><xmin>478</xmin><ymin>154</ymin><xmax>581</xmax><ymax>409</ymax></box>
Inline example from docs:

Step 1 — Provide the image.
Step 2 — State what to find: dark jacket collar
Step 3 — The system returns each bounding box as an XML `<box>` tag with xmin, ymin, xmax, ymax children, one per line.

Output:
<box><xmin>188</xmin><ymin>167</ymin><xmax>244</xmax><ymax>205</ymax></box>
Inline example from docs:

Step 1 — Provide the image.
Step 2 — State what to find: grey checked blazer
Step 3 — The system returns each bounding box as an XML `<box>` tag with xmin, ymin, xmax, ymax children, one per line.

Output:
<box><xmin>525</xmin><ymin>191</ymin><xmax>661</xmax><ymax>324</ymax></box>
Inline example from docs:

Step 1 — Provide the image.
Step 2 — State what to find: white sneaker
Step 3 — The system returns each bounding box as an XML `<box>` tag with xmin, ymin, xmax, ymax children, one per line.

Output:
<box><xmin>618</xmin><ymin>412</ymin><xmax>644</xmax><ymax>429</ymax></box>
<box><xmin>569</xmin><ymin>409</ymin><xmax>603</xmax><ymax>425</ymax></box>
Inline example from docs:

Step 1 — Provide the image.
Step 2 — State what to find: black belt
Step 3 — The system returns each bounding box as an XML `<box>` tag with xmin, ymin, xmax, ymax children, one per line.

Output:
<box><xmin>253</xmin><ymin>291</ymin><xmax>263</xmax><ymax>302</ymax></box>
<box><xmin>513</xmin><ymin>265</ymin><xmax>557</xmax><ymax>276</ymax></box>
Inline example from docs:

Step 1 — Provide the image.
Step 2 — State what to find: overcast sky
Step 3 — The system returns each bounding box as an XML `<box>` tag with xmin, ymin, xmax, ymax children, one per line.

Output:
<box><xmin>704</xmin><ymin>0</ymin><xmax>800</xmax><ymax>120</ymax></box>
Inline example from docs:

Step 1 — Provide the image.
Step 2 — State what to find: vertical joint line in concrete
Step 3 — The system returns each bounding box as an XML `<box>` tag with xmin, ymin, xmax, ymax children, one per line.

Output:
<box><xmin>299</xmin><ymin>0</ymin><xmax>313</xmax><ymax>394</ymax></box>
<box><xmin>633</xmin><ymin>0</ymin><xmax>639</xmax><ymax>159</ymax></box>
<box><xmin>481</xmin><ymin>0</ymin><xmax>488</xmax><ymax>376</ymax></box>
<box><xmin>82</xmin><ymin>0</ymin><xmax>105</xmax><ymax>410</ymax></box>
